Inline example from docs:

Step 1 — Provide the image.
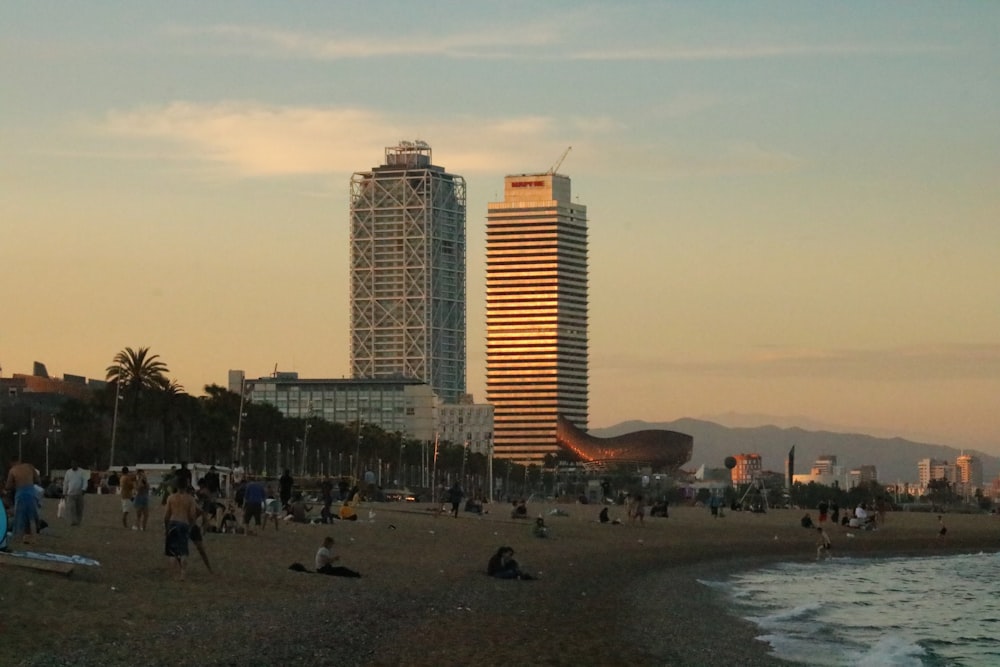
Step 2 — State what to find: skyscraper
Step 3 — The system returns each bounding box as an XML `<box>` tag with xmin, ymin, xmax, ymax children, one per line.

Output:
<box><xmin>350</xmin><ymin>141</ymin><xmax>467</xmax><ymax>403</ymax></box>
<box><xmin>486</xmin><ymin>171</ymin><xmax>588</xmax><ymax>462</ymax></box>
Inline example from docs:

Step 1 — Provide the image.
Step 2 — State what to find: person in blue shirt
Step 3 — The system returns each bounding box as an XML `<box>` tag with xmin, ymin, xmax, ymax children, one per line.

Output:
<box><xmin>242</xmin><ymin>480</ymin><xmax>266</xmax><ymax>535</ymax></box>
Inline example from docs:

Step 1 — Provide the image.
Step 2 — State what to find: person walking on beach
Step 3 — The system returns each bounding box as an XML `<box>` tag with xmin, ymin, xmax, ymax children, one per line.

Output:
<box><xmin>62</xmin><ymin>461</ymin><xmax>88</xmax><ymax>527</ymax></box>
<box><xmin>938</xmin><ymin>515</ymin><xmax>947</xmax><ymax>538</ymax></box>
<box><xmin>279</xmin><ymin>469</ymin><xmax>294</xmax><ymax>509</ymax></box>
<box><xmin>816</xmin><ymin>527</ymin><xmax>832</xmax><ymax>560</ymax></box>
<box><xmin>134</xmin><ymin>469</ymin><xmax>151</xmax><ymax>531</ymax></box>
<box><xmin>5</xmin><ymin>458</ymin><xmax>40</xmax><ymax>545</ymax></box>
<box><xmin>119</xmin><ymin>466</ymin><xmax>137</xmax><ymax>529</ymax></box>
<box><xmin>447</xmin><ymin>482</ymin><xmax>464</xmax><ymax>518</ymax></box>
<box><xmin>163</xmin><ymin>483</ymin><xmax>198</xmax><ymax>580</ymax></box>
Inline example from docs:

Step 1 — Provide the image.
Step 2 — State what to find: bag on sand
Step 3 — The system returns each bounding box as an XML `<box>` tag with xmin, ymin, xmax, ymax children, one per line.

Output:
<box><xmin>288</xmin><ymin>562</ymin><xmax>309</xmax><ymax>573</ymax></box>
<box><xmin>57</xmin><ymin>498</ymin><xmax>66</xmax><ymax>519</ymax></box>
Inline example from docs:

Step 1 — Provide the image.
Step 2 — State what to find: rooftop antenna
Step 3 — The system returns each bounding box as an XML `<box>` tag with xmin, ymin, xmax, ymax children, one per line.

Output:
<box><xmin>548</xmin><ymin>146</ymin><xmax>572</xmax><ymax>174</ymax></box>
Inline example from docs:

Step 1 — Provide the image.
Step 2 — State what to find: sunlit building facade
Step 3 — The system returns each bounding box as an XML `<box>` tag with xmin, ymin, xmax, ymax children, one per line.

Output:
<box><xmin>956</xmin><ymin>454</ymin><xmax>983</xmax><ymax>496</ymax></box>
<box><xmin>486</xmin><ymin>172</ymin><xmax>588</xmax><ymax>463</ymax></box>
<box><xmin>731</xmin><ymin>453</ymin><xmax>763</xmax><ymax>485</ymax></box>
<box><xmin>350</xmin><ymin>142</ymin><xmax>467</xmax><ymax>404</ymax></box>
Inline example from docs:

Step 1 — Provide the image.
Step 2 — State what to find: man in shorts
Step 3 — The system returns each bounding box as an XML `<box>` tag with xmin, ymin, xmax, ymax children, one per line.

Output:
<box><xmin>242</xmin><ymin>479</ymin><xmax>266</xmax><ymax>535</ymax></box>
<box><xmin>5</xmin><ymin>458</ymin><xmax>40</xmax><ymax>545</ymax></box>
<box><xmin>119</xmin><ymin>466</ymin><xmax>136</xmax><ymax>529</ymax></box>
<box><xmin>163</xmin><ymin>483</ymin><xmax>198</xmax><ymax>580</ymax></box>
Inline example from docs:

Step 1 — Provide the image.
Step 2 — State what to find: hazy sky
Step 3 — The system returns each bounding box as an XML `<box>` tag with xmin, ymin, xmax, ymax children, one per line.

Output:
<box><xmin>3</xmin><ymin>2</ymin><xmax>998</xmax><ymax>452</ymax></box>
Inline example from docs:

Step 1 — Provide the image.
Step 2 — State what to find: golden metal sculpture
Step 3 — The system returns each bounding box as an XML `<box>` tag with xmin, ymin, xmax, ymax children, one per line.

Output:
<box><xmin>556</xmin><ymin>415</ymin><xmax>693</xmax><ymax>470</ymax></box>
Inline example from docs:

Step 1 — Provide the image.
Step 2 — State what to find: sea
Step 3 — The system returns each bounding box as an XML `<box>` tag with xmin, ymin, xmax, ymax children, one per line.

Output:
<box><xmin>701</xmin><ymin>552</ymin><xmax>1000</xmax><ymax>666</ymax></box>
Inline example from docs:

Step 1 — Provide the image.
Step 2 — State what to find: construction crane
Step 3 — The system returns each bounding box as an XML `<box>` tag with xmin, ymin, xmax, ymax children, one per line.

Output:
<box><xmin>547</xmin><ymin>146</ymin><xmax>572</xmax><ymax>174</ymax></box>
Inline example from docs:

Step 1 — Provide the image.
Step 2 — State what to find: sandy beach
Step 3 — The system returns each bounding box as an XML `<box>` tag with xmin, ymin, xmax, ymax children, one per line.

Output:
<box><xmin>3</xmin><ymin>494</ymin><xmax>997</xmax><ymax>666</ymax></box>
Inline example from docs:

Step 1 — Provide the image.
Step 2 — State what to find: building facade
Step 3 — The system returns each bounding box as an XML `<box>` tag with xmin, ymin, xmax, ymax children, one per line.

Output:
<box><xmin>436</xmin><ymin>395</ymin><xmax>494</xmax><ymax>456</ymax></box>
<box><xmin>486</xmin><ymin>172</ymin><xmax>588</xmax><ymax>462</ymax></box>
<box><xmin>230</xmin><ymin>370</ymin><xmax>437</xmax><ymax>442</ymax></box>
<box><xmin>349</xmin><ymin>141</ymin><xmax>467</xmax><ymax>404</ymax></box>
<box><xmin>918</xmin><ymin>458</ymin><xmax>959</xmax><ymax>488</ymax></box>
<box><xmin>731</xmin><ymin>453</ymin><xmax>763</xmax><ymax>485</ymax></box>
<box><xmin>956</xmin><ymin>454</ymin><xmax>983</xmax><ymax>496</ymax></box>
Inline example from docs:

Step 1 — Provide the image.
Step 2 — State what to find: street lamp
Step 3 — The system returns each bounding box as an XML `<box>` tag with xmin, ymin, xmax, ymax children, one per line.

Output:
<box><xmin>18</xmin><ymin>428</ymin><xmax>28</xmax><ymax>462</ymax></box>
<box><xmin>109</xmin><ymin>366</ymin><xmax>123</xmax><ymax>469</ymax></box>
<box><xmin>46</xmin><ymin>423</ymin><xmax>61</xmax><ymax>478</ymax></box>
<box><xmin>234</xmin><ymin>377</ymin><xmax>248</xmax><ymax>465</ymax></box>
<box><xmin>302</xmin><ymin>422</ymin><xmax>312</xmax><ymax>477</ymax></box>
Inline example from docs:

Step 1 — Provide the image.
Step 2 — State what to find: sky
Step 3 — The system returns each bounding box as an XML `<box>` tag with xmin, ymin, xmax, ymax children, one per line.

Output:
<box><xmin>2</xmin><ymin>2</ymin><xmax>998</xmax><ymax>453</ymax></box>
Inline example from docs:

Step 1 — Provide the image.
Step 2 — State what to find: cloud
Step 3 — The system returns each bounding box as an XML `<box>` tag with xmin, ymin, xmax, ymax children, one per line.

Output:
<box><xmin>170</xmin><ymin>23</ymin><xmax>559</xmax><ymax>60</ymax></box>
<box><xmin>99</xmin><ymin>102</ymin><xmax>620</xmax><ymax>177</ymax></box>
<box><xmin>570</xmin><ymin>43</ymin><xmax>952</xmax><ymax>62</ymax></box>
<box><xmin>169</xmin><ymin>23</ymin><xmax>950</xmax><ymax>63</ymax></box>
<box><xmin>603</xmin><ymin>343</ymin><xmax>1000</xmax><ymax>382</ymax></box>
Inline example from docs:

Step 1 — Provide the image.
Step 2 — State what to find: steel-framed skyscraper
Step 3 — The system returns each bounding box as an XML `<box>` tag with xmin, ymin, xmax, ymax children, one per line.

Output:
<box><xmin>350</xmin><ymin>141</ymin><xmax>467</xmax><ymax>403</ymax></box>
<box><xmin>486</xmin><ymin>172</ymin><xmax>588</xmax><ymax>462</ymax></box>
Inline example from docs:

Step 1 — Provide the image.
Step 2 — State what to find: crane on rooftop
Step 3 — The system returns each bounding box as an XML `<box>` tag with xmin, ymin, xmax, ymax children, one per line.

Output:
<box><xmin>548</xmin><ymin>146</ymin><xmax>572</xmax><ymax>174</ymax></box>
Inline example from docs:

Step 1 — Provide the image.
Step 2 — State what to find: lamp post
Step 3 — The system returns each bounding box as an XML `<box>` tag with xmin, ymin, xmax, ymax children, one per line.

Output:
<box><xmin>18</xmin><ymin>428</ymin><xmax>28</xmax><ymax>462</ymax></box>
<box><xmin>109</xmin><ymin>367</ymin><xmax>123</xmax><ymax>469</ymax></box>
<box><xmin>487</xmin><ymin>433</ymin><xmax>494</xmax><ymax>503</ymax></box>
<box><xmin>234</xmin><ymin>377</ymin><xmax>248</xmax><ymax>466</ymax></box>
<box><xmin>46</xmin><ymin>423</ymin><xmax>60</xmax><ymax>478</ymax></box>
<box><xmin>302</xmin><ymin>422</ymin><xmax>312</xmax><ymax>477</ymax></box>
<box><xmin>397</xmin><ymin>432</ymin><xmax>405</xmax><ymax>487</ymax></box>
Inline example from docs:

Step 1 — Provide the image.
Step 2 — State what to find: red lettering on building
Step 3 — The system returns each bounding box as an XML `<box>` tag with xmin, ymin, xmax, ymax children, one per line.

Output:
<box><xmin>511</xmin><ymin>180</ymin><xmax>545</xmax><ymax>188</ymax></box>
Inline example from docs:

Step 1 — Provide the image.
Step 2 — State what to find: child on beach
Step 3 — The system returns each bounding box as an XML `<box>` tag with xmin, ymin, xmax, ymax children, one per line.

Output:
<box><xmin>533</xmin><ymin>517</ymin><xmax>549</xmax><ymax>538</ymax></box>
<box><xmin>816</xmin><ymin>527</ymin><xmax>832</xmax><ymax>560</ymax></box>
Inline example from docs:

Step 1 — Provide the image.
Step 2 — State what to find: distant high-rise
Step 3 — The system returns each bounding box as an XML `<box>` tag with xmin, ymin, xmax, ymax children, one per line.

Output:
<box><xmin>486</xmin><ymin>171</ymin><xmax>588</xmax><ymax>462</ymax></box>
<box><xmin>350</xmin><ymin>142</ymin><xmax>467</xmax><ymax>403</ymax></box>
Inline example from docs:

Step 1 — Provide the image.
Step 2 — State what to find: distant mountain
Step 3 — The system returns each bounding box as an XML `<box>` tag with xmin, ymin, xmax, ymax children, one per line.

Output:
<box><xmin>591</xmin><ymin>419</ymin><xmax>998</xmax><ymax>484</ymax></box>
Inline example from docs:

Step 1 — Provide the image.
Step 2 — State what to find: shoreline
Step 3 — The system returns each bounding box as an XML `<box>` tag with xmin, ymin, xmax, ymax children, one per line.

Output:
<box><xmin>4</xmin><ymin>497</ymin><xmax>998</xmax><ymax>666</ymax></box>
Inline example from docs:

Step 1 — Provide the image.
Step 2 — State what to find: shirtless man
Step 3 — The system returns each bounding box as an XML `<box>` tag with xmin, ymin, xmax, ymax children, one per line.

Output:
<box><xmin>5</xmin><ymin>459</ymin><xmax>40</xmax><ymax>545</ymax></box>
<box><xmin>163</xmin><ymin>485</ymin><xmax>199</xmax><ymax>580</ymax></box>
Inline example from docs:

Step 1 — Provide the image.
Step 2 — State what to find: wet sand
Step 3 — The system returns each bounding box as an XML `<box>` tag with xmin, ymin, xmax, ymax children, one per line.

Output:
<box><xmin>3</xmin><ymin>494</ymin><xmax>996</xmax><ymax>666</ymax></box>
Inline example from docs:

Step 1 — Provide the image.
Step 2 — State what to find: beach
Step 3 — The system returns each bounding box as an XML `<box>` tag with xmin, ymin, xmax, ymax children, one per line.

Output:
<box><xmin>3</xmin><ymin>495</ymin><xmax>997</xmax><ymax>666</ymax></box>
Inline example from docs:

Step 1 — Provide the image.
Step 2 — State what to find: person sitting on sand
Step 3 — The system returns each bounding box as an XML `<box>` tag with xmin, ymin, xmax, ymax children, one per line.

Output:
<box><xmin>487</xmin><ymin>546</ymin><xmax>532</xmax><ymax>580</ymax></box>
<box><xmin>289</xmin><ymin>493</ymin><xmax>312</xmax><ymax>523</ymax></box>
<box><xmin>339</xmin><ymin>497</ymin><xmax>358</xmax><ymax>521</ymax></box>
<box><xmin>816</xmin><ymin>526</ymin><xmax>832</xmax><ymax>560</ymax></box>
<box><xmin>511</xmin><ymin>499</ymin><xmax>528</xmax><ymax>519</ymax></box>
<box><xmin>264</xmin><ymin>488</ymin><xmax>282</xmax><ymax>530</ymax></box>
<box><xmin>219</xmin><ymin>503</ymin><xmax>240</xmax><ymax>534</ymax></box>
<box><xmin>315</xmin><ymin>536</ymin><xmax>361</xmax><ymax>577</ymax></box>
<box><xmin>533</xmin><ymin>516</ymin><xmax>549</xmax><ymax>538</ymax></box>
<box><xmin>598</xmin><ymin>507</ymin><xmax>622</xmax><ymax>525</ymax></box>
<box><xmin>801</xmin><ymin>513</ymin><xmax>814</xmax><ymax>528</ymax></box>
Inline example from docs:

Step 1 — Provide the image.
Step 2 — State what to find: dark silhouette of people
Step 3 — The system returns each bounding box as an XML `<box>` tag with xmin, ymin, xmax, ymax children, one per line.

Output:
<box><xmin>487</xmin><ymin>546</ymin><xmax>532</xmax><ymax>580</ymax></box>
<box><xmin>447</xmin><ymin>483</ymin><xmax>464</xmax><ymax>518</ymax></box>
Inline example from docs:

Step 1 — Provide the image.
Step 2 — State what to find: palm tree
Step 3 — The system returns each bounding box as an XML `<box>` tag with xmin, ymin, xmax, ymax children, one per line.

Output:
<box><xmin>106</xmin><ymin>347</ymin><xmax>171</xmax><ymax>465</ymax></box>
<box><xmin>106</xmin><ymin>347</ymin><xmax>170</xmax><ymax>392</ymax></box>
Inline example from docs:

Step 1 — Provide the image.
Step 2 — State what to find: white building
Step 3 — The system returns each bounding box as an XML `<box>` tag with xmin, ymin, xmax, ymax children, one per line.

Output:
<box><xmin>486</xmin><ymin>171</ymin><xmax>588</xmax><ymax>463</ymax></box>
<box><xmin>437</xmin><ymin>395</ymin><xmax>494</xmax><ymax>455</ymax></box>
<box><xmin>350</xmin><ymin>142</ymin><xmax>467</xmax><ymax>404</ymax></box>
